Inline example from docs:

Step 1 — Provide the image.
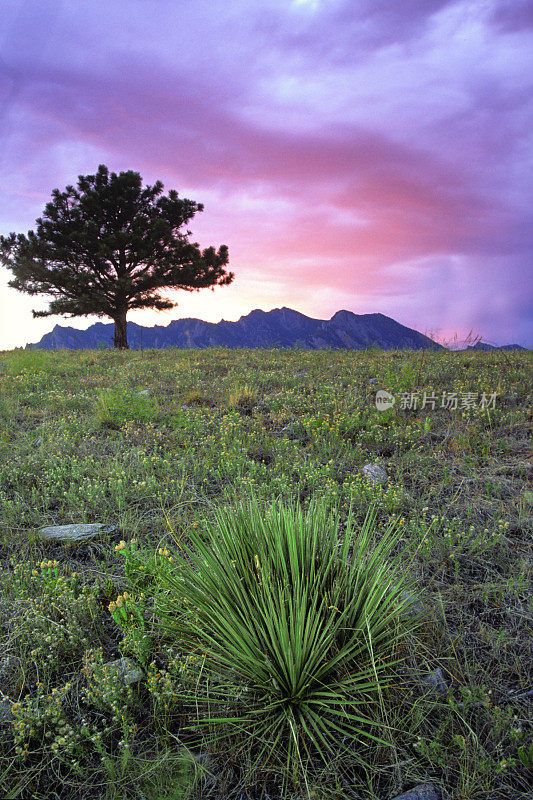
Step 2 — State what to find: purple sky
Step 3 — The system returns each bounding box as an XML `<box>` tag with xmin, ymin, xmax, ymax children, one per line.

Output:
<box><xmin>1</xmin><ymin>0</ymin><xmax>532</xmax><ymax>349</ymax></box>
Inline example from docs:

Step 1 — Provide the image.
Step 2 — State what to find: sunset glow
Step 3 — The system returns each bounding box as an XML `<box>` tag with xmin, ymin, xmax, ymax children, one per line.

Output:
<box><xmin>1</xmin><ymin>0</ymin><xmax>532</xmax><ymax>349</ymax></box>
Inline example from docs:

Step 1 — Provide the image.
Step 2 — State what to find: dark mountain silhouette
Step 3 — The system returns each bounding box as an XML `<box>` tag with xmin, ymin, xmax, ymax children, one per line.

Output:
<box><xmin>26</xmin><ymin>307</ymin><xmax>444</xmax><ymax>350</ymax></box>
<box><xmin>466</xmin><ymin>342</ymin><xmax>525</xmax><ymax>351</ymax></box>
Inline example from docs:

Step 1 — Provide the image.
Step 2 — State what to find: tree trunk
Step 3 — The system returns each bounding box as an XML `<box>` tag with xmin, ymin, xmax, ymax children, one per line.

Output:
<box><xmin>113</xmin><ymin>309</ymin><xmax>129</xmax><ymax>349</ymax></box>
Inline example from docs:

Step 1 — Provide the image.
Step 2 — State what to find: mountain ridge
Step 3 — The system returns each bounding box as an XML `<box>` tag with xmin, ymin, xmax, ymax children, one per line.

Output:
<box><xmin>466</xmin><ymin>341</ymin><xmax>525</xmax><ymax>351</ymax></box>
<box><xmin>26</xmin><ymin>308</ymin><xmax>444</xmax><ymax>351</ymax></box>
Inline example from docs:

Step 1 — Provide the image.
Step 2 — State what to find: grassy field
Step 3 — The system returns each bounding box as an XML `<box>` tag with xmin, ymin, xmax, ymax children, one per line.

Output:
<box><xmin>0</xmin><ymin>346</ymin><xmax>531</xmax><ymax>800</ymax></box>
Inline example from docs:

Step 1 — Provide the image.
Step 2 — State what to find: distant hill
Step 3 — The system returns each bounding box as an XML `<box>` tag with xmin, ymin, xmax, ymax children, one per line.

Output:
<box><xmin>466</xmin><ymin>342</ymin><xmax>526</xmax><ymax>351</ymax></box>
<box><xmin>26</xmin><ymin>308</ymin><xmax>445</xmax><ymax>351</ymax></box>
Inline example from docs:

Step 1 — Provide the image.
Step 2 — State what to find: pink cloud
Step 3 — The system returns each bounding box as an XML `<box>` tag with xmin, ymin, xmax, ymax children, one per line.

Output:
<box><xmin>0</xmin><ymin>0</ymin><xmax>531</xmax><ymax>347</ymax></box>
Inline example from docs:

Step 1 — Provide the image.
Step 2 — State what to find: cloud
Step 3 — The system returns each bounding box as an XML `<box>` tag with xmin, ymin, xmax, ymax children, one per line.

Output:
<box><xmin>489</xmin><ymin>0</ymin><xmax>533</xmax><ymax>33</ymax></box>
<box><xmin>0</xmin><ymin>0</ymin><xmax>531</xmax><ymax>348</ymax></box>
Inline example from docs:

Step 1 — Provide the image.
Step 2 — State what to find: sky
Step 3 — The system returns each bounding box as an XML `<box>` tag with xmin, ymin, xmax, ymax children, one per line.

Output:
<box><xmin>0</xmin><ymin>0</ymin><xmax>532</xmax><ymax>349</ymax></box>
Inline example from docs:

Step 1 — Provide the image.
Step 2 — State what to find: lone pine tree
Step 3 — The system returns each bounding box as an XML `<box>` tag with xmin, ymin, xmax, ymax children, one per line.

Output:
<box><xmin>0</xmin><ymin>165</ymin><xmax>233</xmax><ymax>348</ymax></box>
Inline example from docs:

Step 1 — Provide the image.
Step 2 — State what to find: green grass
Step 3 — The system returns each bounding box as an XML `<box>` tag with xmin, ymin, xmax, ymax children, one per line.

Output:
<box><xmin>0</xmin><ymin>345</ymin><xmax>531</xmax><ymax>799</ymax></box>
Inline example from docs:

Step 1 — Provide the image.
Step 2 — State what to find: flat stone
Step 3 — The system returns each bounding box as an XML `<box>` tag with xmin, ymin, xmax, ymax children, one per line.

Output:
<box><xmin>105</xmin><ymin>658</ymin><xmax>144</xmax><ymax>686</ymax></box>
<box><xmin>391</xmin><ymin>784</ymin><xmax>441</xmax><ymax>800</ymax></box>
<box><xmin>137</xmin><ymin>389</ymin><xmax>149</xmax><ymax>396</ymax></box>
<box><xmin>362</xmin><ymin>463</ymin><xmax>388</xmax><ymax>485</ymax></box>
<box><xmin>38</xmin><ymin>523</ymin><xmax>116</xmax><ymax>543</ymax></box>
<box><xmin>422</xmin><ymin>667</ymin><xmax>448</xmax><ymax>696</ymax></box>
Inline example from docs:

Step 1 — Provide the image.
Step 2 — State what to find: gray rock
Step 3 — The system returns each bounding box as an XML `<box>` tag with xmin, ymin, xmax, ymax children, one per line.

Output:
<box><xmin>399</xmin><ymin>591</ymin><xmax>425</xmax><ymax>617</ymax></box>
<box><xmin>280</xmin><ymin>423</ymin><xmax>298</xmax><ymax>438</ymax></box>
<box><xmin>506</xmin><ymin>687</ymin><xmax>533</xmax><ymax>702</ymax></box>
<box><xmin>0</xmin><ymin>698</ymin><xmax>13</xmax><ymax>724</ymax></box>
<box><xmin>38</xmin><ymin>523</ymin><xmax>116</xmax><ymax>543</ymax></box>
<box><xmin>422</xmin><ymin>667</ymin><xmax>448</xmax><ymax>696</ymax></box>
<box><xmin>362</xmin><ymin>463</ymin><xmax>388</xmax><ymax>485</ymax></box>
<box><xmin>105</xmin><ymin>658</ymin><xmax>144</xmax><ymax>686</ymax></box>
<box><xmin>0</xmin><ymin>656</ymin><xmax>10</xmax><ymax>685</ymax></box>
<box><xmin>137</xmin><ymin>389</ymin><xmax>149</xmax><ymax>396</ymax></box>
<box><xmin>390</xmin><ymin>784</ymin><xmax>441</xmax><ymax>800</ymax></box>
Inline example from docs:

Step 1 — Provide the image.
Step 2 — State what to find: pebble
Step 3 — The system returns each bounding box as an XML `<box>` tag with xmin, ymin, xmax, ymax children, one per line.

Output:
<box><xmin>390</xmin><ymin>784</ymin><xmax>441</xmax><ymax>800</ymax></box>
<box><xmin>421</xmin><ymin>667</ymin><xmax>449</xmax><ymax>697</ymax></box>
<box><xmin>104</xmin><ymin>658</ymin><xmax>144</xmax><ymax>686</ymax></box>
<box><xmin>0</xmin><ymin>698</ymin><xmax>13</xmax><ymax>724</ymax></box>
<box><xmin>362</xmin><ymin>463</ymin><xmax>388</xmax><ymax>485</ymax></box>
<box><xmin>399</xmin><ymin>591</ymin><xmax>425</xmax><ymax>618</ymax></box>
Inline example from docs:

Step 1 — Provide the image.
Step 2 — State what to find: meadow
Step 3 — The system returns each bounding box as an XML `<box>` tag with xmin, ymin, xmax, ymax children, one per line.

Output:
<box><xmin>0</xmin><ymin>346</ymin><xmax>530</xmax><ymax>800</ymax></box>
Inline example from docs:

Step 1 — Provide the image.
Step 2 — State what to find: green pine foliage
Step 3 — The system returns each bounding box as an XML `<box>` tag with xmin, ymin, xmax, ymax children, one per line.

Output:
<box><xmin>0</xmin><ymin>166</ymin><xmax>233</xmax><ymax>348</ymax></box>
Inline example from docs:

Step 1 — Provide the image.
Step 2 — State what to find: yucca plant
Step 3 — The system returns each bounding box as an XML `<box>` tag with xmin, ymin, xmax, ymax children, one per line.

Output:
<box><xmin>153</xmin><ymin>500</ymin><xmax>420</xmax><ymax>790</ymax></box>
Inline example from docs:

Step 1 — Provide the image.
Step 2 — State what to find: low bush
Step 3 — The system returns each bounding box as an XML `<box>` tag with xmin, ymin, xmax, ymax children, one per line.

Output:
<box><xmin>95</xmin><ymin>388</ymin><xmax>159</xmax><ymax>428</ymax></box>
<box><xmin>228</xmin><ymin>384</ymin><xmax>257</xmax><ymax>414</ymax></box>
<box><xmin>153</xmin><ymin>499</ymin><xmax>420</xmax><ymax>793</ymax></box>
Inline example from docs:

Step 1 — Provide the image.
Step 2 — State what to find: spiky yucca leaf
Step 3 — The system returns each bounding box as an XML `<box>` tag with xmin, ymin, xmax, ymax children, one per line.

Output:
<box><xmin>153</xmin><ymin>500</ymin><xmax>420</xmax><ymax>778</ymax></box>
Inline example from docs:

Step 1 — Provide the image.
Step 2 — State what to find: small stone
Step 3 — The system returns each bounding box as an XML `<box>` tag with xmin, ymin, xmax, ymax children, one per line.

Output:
<box><xmin>399</xmin><ymin>591</ymin><xmax>425</xmax><ymax>617</ymax></box>
<box><xmin>279</xmin><ymin>423</ymin><xmax>301</xmax><ymax>439</ymax></box>
<box><xmin>0</xmin><ymin>656</ymin><xmax>10</xmax><ymax>684</ymax></box>
<box><xmin>422</xmin><ymin>667</ymin><xmax>448</xmax><ymax>696</ymax></box>
<box><xmin>105</xmin><ymin>658</ymin><xmax>144</xmax><ymax>686</ymax></box>
<box><xmin>38</xmin><ymin>523</ymin><xmax>116</xmax><ymax>543</ymax></box>
<box><xmin>0</xmin><ymin>698</ymin><xmax>13</xmax><ymax>724</ymax></box>
<box><xmin>391</xmin><ymin>784</ymin><xmax>441</xmax><ymax>800</ymax></box>
<box><xmin>507</xmin><ymin>687</ymin><xmax>533</xmax><ymax>701</ymax></box>
<box><xmin>138</xmin><ymin>389</ymin><xmax>149</xmax><ymax>396</ymax></box>
<box><xmin>362</xmin><ymin>463</ymin><xmax>388</xmax><ymax>485</ymax></box>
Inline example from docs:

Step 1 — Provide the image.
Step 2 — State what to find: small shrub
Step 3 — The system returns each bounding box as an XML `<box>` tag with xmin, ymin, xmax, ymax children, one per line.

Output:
<box><xmin>154</xmin><ymin>499</ymin><xmax>420</xmax><ymax>790</ymax></box>
<box><xmin>95</xmin><ymin>388</ymin><xmax>159</xmax><ymax>428</ymax></box>
<box><xmin>185</xmin><ymin>389</ymin><xmax>211</xmax><ymax>406</ymax></box>
<box><xmin>228</xmin><ymin>384</ymin><xmax>257</xmax><ymax>414</ymax></box>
